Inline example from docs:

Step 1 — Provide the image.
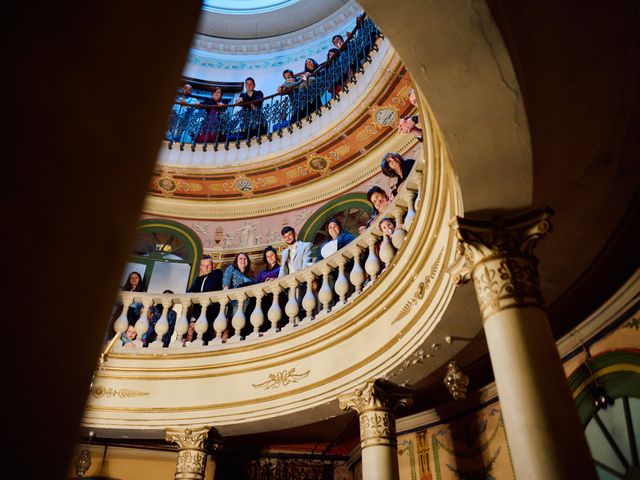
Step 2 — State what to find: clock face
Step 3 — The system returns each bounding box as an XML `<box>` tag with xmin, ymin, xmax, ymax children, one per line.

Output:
<box><xmin>374</xmin><ymin>107</ymin><xmax>398</xmax><ymax>127</ymax></box>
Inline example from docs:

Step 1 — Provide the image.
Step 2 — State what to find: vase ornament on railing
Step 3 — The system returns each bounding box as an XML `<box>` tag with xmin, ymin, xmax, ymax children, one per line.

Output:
<box><xmin>165</xmin><ymin>15</ymin><xmax>380</xmax><ymax>152</ymax></box>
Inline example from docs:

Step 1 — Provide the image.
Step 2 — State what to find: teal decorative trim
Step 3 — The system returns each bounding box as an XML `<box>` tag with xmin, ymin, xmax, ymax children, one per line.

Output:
<box><xmin>569</xmin><ymin>350</ymin><xmax>640</xmax><ymax>424</ymax></box>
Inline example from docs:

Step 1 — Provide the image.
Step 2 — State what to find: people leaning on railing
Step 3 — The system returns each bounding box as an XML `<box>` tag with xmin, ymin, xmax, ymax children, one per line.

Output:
<box><xmin>165</xmin><ymin>13</ymin><xmax>380</xmax><ymax>150</ymax></box>
<box><xmin>380</xmin><ymin>152</ymin><xmax>415</xmax><ymax>198</ymax></box>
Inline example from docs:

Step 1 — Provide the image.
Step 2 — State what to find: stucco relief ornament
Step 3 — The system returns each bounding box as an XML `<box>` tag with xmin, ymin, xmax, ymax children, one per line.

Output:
<box><xmin>157</xmin><ymin>175</ymin><xmax>178</xmax><ymax>195</ymax></box>
<box><xmin>306</xmin><ymin>154</ymin><xmax>331</xmax><ymax>173</ymax></box>
<box><xmin>339</xmin><ymin>379</ymin><xmax>413</xmax><ymax>446</ymax></box>
<box><xmin>447</xmin><ymin>207</ymin><xmax>553</xmax><ymax>320</ymax></box>
<box><xmin>233</xmin><ymin>175</ymin><xmax>255</xmax><ymax>195</ymax></box>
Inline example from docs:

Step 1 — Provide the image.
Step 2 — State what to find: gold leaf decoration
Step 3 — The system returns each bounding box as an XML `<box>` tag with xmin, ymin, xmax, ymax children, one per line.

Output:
<box><xmin>256</xmin><ymin>176</ymin><xmax>278</xmax><ymax>188</ymax></box>
<box><xmin>90</xmin><ymin>385</ymin><xmax>150</xmax><ymax>399</ymax></box>
<box><xmin>392</xmin><ymin>250</ymin><xmax>443</xmax><ymax>325</ymax></box>
<box><xmin>251</xmin><ymin>368</ymin><xmax>311</xmax><ymax>390</ymax></box>
<box><xmin>286</xmin><ymin>165</ymin><xmax>310</xmax><ymax>179</ymax></box>
<box><xmin>327</xmin><ymin>145</ymin><xmax>350</xmax><ymax>161</ymax></box>
<box><xmin>356</xmin><ymin>124</ymin><xmax>380</xmax><ymax>143</ymax></box>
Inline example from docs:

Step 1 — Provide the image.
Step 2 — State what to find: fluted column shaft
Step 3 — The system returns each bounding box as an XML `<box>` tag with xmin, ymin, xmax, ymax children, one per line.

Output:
<box><xmin>339</xmin><ymin>379</ymin><xmax>412</xmax><ymax>480</ymax></box>
<box><xmin>449</xmin><ymin>208</ymin><xmax>597</xmax><ymax>480</ymax></box>
<box><xmin>165</xmin><ymin>426</ymin><xmax>220</xmax><ymax>480</ymax></box>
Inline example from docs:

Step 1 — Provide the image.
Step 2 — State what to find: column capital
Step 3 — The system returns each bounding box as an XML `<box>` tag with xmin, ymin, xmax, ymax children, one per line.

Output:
<box><xmin>166</xmin><ymin>426</ymin><xmax>221</xmax><ymax>480</ymax></box>
<box><xmin>165</xmin><ymin>426</ymin><xmax>214</xmax><ymax>451</ymax></box>
<box><xmin>338</xmin><ymin>379</ymin><xmax>413</xmax><ymax>415</ymax></box>
<box><xmin>448</xmin><ymin>207</ymin><xmax>553</xmax><ymax>320</ymax></box>
<box><xmin>339</xmin><ymin>379</ymin><xmax>412</xmax><ymax>450</ymax></box>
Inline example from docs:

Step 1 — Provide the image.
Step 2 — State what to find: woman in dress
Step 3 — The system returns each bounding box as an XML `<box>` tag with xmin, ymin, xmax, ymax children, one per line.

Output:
<box><xmin>196</xmin><ymin>86</ymin><xmax>226</xmax><ymax>144</ymax></box>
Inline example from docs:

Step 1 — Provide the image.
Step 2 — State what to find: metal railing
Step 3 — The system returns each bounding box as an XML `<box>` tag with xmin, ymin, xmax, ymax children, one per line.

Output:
<box><xmin>165</xmin><ymin>14</ymin><xmax>381</xmax><ymax>152</ymax></box>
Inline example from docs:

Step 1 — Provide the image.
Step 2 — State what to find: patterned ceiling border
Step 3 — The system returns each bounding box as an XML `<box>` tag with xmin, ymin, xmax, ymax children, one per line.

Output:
<box><xmin>143</xmin><ymin>134</ymin><xmax>418</xmax><ymax>220</ymax></box>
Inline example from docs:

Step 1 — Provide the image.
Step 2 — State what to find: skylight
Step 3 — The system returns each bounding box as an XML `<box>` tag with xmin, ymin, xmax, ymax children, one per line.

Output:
<box><xmin>202</xmin><ymin>0</ymin><xmax>300</xmax><ymax>15</ymax></box>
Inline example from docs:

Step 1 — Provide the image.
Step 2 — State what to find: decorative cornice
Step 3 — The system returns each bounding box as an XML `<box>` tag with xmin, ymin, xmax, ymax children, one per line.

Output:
<box><xmin>448</xmin><ymin>207</ymin><xmax>553</xmax><ymax>320</ymax></box>
<box><xmin>193</xmin><ymin>1</ymin><xmax>359</xmax><ymax>55</ymax></box>
<box><xmin>144</xmin><ymin>135</ymin><xmax>418</xmax><ymax>220</ymax></box>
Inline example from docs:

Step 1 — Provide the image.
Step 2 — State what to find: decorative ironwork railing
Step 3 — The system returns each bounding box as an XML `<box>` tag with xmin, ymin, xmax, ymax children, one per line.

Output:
<box><xmin>166</xmin><ymin>14</ymin><xmax>381</xmax><ymax>152</ymax></box>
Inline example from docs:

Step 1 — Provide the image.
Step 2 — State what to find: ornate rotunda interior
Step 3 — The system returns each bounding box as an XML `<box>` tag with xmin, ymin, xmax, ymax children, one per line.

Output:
<box><xmin>6</xmin><ymin>1</ymin><xmax>640</xmax><ymax>480</ymax></box>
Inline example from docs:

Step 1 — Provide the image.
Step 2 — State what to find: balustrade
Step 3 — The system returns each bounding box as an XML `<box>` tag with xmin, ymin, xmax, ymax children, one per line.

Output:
<box><xmin>110</xmin><ymin>173</ymin><xmax>420</xmax><ymax>351</ymax></box>
<box><xmin>165</xmin><ymin>15</ymin><xmax>380</xmax><ymax>153</ymax></box>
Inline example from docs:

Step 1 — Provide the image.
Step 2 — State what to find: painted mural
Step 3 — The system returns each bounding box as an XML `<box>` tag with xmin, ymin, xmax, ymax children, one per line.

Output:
<box><xmin>397</xmin><ymin>402</ymin><xmax>515</xmax><ymax>480</ymax></box>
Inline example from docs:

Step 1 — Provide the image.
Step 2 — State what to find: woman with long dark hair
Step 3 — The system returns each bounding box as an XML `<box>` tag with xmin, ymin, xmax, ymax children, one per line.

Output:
<box><xmin>380</xmin><ymin>152</ymin><xmax>415</xmax><ymax>198</ymax></box>
<box><xmin>256</xmin><ymin>246</ymin><xmax>280</xmax><ymax>283</ymax></box>
<box><xmin>122</xmin><ymin>271</ymin><xmax>146</xmax><ymax>292</ymax></box>
<box><xmin>222</xmin><ymin>253</ymin><xmax>255</xmax><ymax>338</ymax></box>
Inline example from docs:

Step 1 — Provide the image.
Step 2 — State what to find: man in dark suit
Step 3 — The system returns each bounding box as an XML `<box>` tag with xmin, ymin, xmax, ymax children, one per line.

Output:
<box><xmin>187</xmin><ymin>255</ymin><xmax>223</xmax><ymax>342</ymax></box>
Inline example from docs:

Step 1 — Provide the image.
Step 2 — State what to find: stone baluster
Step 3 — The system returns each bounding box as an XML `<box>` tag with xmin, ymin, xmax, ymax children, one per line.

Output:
<box><xmin>113</xmin><ymin>295</ymin><xmax>132</xmax><ymax>335</ymax></box>
<box><xmin>229</xmin><ymin>294</ymin><xmax>246</xmax><ymax>343</ymax></box>
<box><xmin>364</xmin><ymin>237</ymin><xmax>381</xmax><ymax>283</ymax></box>
<box><xmin>379</xmin><ymin>232</ymin><xmax>395</xmax><ymax>268</ymax></box>
<box><xmin>170</xmin><ymin>298</ymin><xmax>190</xmax><ymax>348</ymax></box>
<box><xmin>165</xmin><ymin>426</ymin><xmax>221</xmax><ymax>480</ymax></box>
<box><xmin>282</xmin><ymin>279</ymin><xmax>300</xmax><ymax>331</ymax></box>
<box><xmin>317</xmin><ymin>266</ymin><xmax>334</xmax><ymax>315</ymax></box>
<box><xmin>149</xmin><ymin>298</ymin><xmax>172</xmax><ymax>349</ymax></box>
<box><xmin>189</xmin><ymin>297</ymin><xmax>209</xmax><ymax>347</ymax></box>
<box><xmin>134</xmin><ymin>299</ymin><xmax>152</xmax><ymax>347</ymax></box>
<box><xmin>266</xmin><ymin>284</ymin><xmax>283</xmax><ymax>335</ymax></box>
<box><xmin>403</xmin><ymin>190</ymin><xmax>417</xmax><ymax>229</ymax></box>
<box><xmin>248</xmin><ymin>289</ymin><xmax>265</xmax><ymax>339</ymax></box>
<box><xmin>301</xmin><ymin>274</ymin><xmax>317</xmax><ymax>323</ymax></box>
<box><xmin>211</xmin><ymin>297</ymin><xmax>229</xmax><ymax>344</ymax></box>
<box><xmin>349</xmin><ymin>246</ymin><xmax>366</xmax><ymax>294</ymax></box>
<box><xmin>334</xmin><ymin>257</ymin><xmax>350</xmax><ymax>305</ymax></box>
<box><xmin>391</xmin><ymin>208</ymin><xmax>407</xmax><ymax>249</ymax></box>
<box><xmin>339</xmin><ymin>379</ymin><xmax>413</xmax><ymax>480</ymax></box>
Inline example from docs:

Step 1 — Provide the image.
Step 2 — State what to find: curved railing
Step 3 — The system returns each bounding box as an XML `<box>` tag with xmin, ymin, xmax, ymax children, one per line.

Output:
<box><xmin>166</xmin><ymin>14</ymin><xmax>380</xmax><ymax>152</ymax></box>
<box><xmin>110</xmin><ymin>177</ymin><xmax>420</xmax><ymax>352</ymax></box>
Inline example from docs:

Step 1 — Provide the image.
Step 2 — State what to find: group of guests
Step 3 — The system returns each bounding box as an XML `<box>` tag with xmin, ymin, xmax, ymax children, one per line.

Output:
<box><xmin>118</xmin><ymin>143</ymin><xmax>415</xmax><ymax>347</ymax></box>
<box><xmin>167</xmin><ymin>14</ymin><xmax>376</xmax><ymax>144</ymax></box>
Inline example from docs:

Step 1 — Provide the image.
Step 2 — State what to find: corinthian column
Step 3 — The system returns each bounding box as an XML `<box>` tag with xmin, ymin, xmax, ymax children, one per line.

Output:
<box><xmin>165</xmin><ymin>426</ymin><xmax>220</xmax><ymax>480</ymax></box>
<box><xmin>338</xmin><ymin>379</ymin><xmax>413</xmax><ymax>480</ymax></box>
<box><xmin>449</xmin><ymin>208</ymin><xmax>597</xmax><ymax>480</ymax></box>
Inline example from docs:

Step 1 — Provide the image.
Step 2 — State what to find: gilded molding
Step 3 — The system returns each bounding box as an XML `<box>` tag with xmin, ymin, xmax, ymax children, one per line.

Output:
<box><xmin>393</xmin><ymin>250</ymin><xmax>443</xmax><ymax>324</ymax></box>
<box><xmin>166</xmin><ymin>426</ymin><xmax>217</xmax><ymax>480</ymax></box>
<box><xmin>339</xmin><ymin>379</ymin><xmax>412</xmax><ymax>448</ymax></box>
<box><xmin>359</xmin><ymin>410</ymin><xmax>396</xmax><ymax>447</ymax></box>
<box><xmin>448</xmin><ymin>207</ymin><xmax>553</xmax><ymax>320</ymax></box>
<box><xmin>90</xmin><ymin>385</ymin><xmax>150</xmax><ymax>399</ymax></box>
<box><xmin>251</xmin><ymin>368</ymin><xmax>311</xmax><ymax>390</ymax></box>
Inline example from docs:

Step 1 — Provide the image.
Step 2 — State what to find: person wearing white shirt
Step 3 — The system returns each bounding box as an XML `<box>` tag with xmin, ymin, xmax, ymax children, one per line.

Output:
<box><xmin>278</xmin><ymin>226</ymin><xmax>313</xmax><ymax>277</ymax></box>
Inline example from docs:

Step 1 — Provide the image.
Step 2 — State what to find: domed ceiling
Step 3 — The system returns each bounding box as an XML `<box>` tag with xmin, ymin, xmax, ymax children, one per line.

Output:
<box><xmin>198</xmin><ymin>0</ymin><xmax>356</xmax><ymax>39</ymax></box>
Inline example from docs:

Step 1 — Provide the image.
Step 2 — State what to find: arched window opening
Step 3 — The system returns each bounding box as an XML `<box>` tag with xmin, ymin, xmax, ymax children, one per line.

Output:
<box><xmin>123</xmin><ymin>220</ymin><xmax>203</xmax><ymax>293</ymax></box>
